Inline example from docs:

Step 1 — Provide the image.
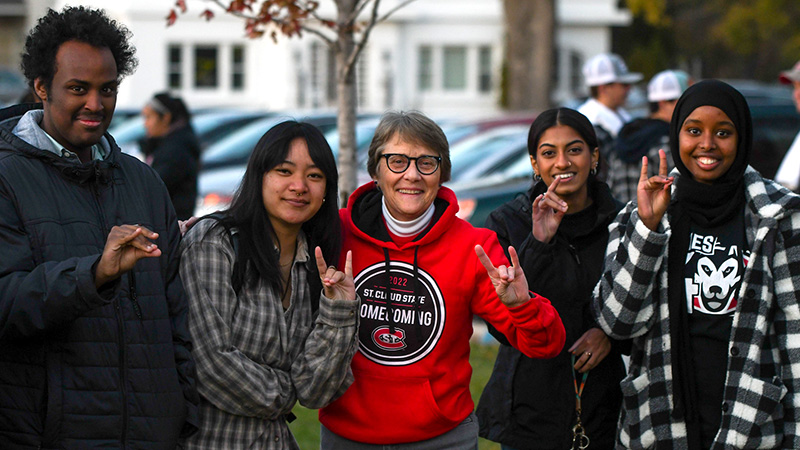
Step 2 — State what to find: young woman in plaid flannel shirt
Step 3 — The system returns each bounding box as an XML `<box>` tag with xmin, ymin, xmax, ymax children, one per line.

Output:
<box><xmin>179</xmin><ymin>121</ymin><xmax>360</xmax><ymax>450</ymax></box>
<box><xmin>594</xmin><ymin>79</ymin><xmax>800</xmax><ymax>449</ymax></box>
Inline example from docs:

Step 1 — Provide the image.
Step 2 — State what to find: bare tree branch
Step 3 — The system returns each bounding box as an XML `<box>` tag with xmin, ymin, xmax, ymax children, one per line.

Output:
<box><xmin>376</xmin><ymin>0</ymin><xmax>417</xmax><ymax>24</ymax></box>
<box><xmin>298</xmin><ymin>22</ymin><xmax>337</xmax><ymax>46</ymax></box>
<box><xmin>348</xmin><ymin>0</ymin><xmax>375</xmax><ymax>23</ymax></box>
<box><xmin>343</xmin><ymin>0</ymin><xmax>380</xmax><ymax>78</ymax></box>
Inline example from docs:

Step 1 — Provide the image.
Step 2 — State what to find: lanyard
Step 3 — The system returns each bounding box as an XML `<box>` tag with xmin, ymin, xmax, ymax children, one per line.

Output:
<box><xmin>571</xmin><ymin>353</ymin><xmax>590</xmax><ymax>450</ymax></box>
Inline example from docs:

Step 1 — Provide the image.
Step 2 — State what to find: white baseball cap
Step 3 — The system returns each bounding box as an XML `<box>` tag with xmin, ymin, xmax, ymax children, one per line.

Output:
<box><xmin>647</xmin><ymin>70</ymin><xmax>691</xmax><ymax>102</ymax></box>
<box><xmin>582</xmin><ymin>53</ymin><xmax>643</xmax><ymax>87</ymax></box>
<box><xmin>779</xmin><ymin>60</ymin><xmax>800</xmax><ymax>84</ymax></box>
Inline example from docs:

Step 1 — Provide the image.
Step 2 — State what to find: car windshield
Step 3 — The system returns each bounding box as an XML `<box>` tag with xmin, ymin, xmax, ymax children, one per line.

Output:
<box><xmin>449</xmin><ymin>127</ymin><xmax>528</xmax><ymax>180</ymax></box>
<box><xmin>202</xmin><ymin>117</ymin><xmax>281</xmax><ymax>166</ymax></box>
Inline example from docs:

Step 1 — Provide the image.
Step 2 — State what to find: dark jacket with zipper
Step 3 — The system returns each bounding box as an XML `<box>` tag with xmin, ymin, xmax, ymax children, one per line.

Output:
<box><xmin>0</xmin><ymin>103</ymin><xmax>199</xmax><ymax>449</ymax></box>
<box><xmin>140</xmin><ymin>125</ymin><xmax>200</xmax><ymax>220</ymax></box>
<box><xmin>476</xmin><ymin>180</ymin><xmax>625</xmax><ymax>450</ymax></box>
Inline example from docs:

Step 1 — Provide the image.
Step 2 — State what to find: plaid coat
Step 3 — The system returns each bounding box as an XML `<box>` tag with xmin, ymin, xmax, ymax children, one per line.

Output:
<box><xmin>593</xmin><ymin>166</ymin><xmax>800</xmax><ymax>449</ymax></box>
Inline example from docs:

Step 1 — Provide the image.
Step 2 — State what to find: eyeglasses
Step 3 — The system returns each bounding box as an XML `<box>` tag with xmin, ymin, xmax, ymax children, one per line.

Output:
<box><xmin>382</xmin><ymin>153</ymin><xmax>442</xmax><ymax>175</ymax></box>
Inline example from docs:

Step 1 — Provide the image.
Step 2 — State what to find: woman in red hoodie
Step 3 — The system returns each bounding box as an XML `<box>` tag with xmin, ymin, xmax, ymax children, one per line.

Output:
<box><xmin>319</xmin><ymin>111</ymin><xmax>566</xmax><ymax>449</ymax></box>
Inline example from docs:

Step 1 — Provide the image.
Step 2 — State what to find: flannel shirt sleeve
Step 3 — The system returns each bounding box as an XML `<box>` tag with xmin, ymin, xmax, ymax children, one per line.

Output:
<box><xmin>592</xmin><ymin>203</ymin><xmax>669</xmax><ymax>339</ymax></box>
<box><xmin>179</xmin><ymin>235</ymin><xmax>296</xmax><ymax>420</ymax></box>
<box><xmin>773</xmin><ymin>218</ymin><xmax>800</xmax><ymax>447</ymax></box>
<box><xmin>290</xmin><ymin>293</ymin><xmax>359</xmax><ymax>409</ymax></box>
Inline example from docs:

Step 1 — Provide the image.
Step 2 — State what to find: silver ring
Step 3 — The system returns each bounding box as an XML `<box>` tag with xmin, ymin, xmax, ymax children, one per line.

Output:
<box><xmin>585</xmin><ymin>351</ymin><xmax>592</xmax><ymax>357</ymax></box>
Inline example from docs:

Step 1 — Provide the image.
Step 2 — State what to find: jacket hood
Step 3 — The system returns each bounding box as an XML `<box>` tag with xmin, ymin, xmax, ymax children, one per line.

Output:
<box><xmin>0</xmin><ymin>103</ymin><xmax>121</xmax><ymax>186</ymax></box>
<box><xmin>343</xmin><ymin>181</ymin><xmax>459</xmax><ymax>249</ymax></box>
<box><xmin>613</xmin><ymin>118</ymin><xmax>670</xmax><ymax>163</ymax></box>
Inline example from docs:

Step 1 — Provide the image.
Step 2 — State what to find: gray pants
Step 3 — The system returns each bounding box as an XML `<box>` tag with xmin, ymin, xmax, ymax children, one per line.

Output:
<box><xmin>320</xmin><ymin>411</ymin><xmax>479</xmax><ymax>450</ymax></box>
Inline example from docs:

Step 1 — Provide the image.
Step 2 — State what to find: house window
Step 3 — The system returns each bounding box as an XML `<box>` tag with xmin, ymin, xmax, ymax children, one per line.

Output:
<box><xmin>478</xmin><ymin>46</ymin><xmax>492</xmax><ymax>93</ymax></box>
<box><xmin>443</xmin><ymin>46</ymin><xmax>467</xmax><ymax>90</ymax></box>
<box><xmin>231</xmin><ymin>45</ymin><xmax>245</xmax><ymax>90</ymax></box>
<box><xmin>168</xmin><ymin>44</ymin><xmax>182</xmax><ymax>89</ymax></box>
<box><xmin>194</xmin><ymin>46</ymin><xmax>218</xmax><ymax>88</ymax></box>
<box><xmin>418</xmin><ymin>46</ymin><xmax>432</xmax><ymax>91</ymax></box>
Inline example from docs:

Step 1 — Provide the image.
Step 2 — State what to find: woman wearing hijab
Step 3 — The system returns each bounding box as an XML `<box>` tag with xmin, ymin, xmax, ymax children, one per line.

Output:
<box><xmin>593</xmin><ymin>79</ymin><xmax>800</xmax><ymax>448</ymax></box>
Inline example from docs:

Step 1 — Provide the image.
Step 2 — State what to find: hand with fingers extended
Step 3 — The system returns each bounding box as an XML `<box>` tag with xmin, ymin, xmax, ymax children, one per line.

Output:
<box><xmin>637</xmin><ymin>148</ymin><xmax>674</xmax><ymax>231</ymax></box>
<box><xmin>568</xmin><ymin>327</ymin><xmax>611</xmax><ymax>373</ymax></box>
<box><xmin>95</xmin><ymin>225</ymin><xmax>161</xmax><ymax>287</ymax></box>
<box><xmin>315</xmin><ymin>247</ymin><xmax>356</xmax><ymax>301</ymax></box>
<box><xmin>474</xmin><ymin>245</ymin><xmax>530</xmax><ymax>308</ymax></box>
<box><xmin>532</xmin><ymin>177</ymin><xmax>568</xmax><ymax>244</ymax></box>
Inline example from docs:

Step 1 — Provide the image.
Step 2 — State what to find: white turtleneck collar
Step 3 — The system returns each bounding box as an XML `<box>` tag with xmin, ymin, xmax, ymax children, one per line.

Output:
<box><xmin>382</xmin><ymin>198</ymin><xmax>435</xmax><ymax>238</ymax></box>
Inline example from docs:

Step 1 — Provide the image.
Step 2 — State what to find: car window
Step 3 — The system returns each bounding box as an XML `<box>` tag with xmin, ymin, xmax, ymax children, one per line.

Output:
<box><xmin>202</xmin><ymin>117</ymin><xmax>280</xmax><ymax>166</ymax></box>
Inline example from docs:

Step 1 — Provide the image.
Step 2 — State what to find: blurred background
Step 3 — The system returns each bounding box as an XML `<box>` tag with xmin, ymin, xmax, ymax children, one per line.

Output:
<box><xmin>3</xmin><ymin>1</ymin><xmax>799</xmax><ymax>447</ymax></box>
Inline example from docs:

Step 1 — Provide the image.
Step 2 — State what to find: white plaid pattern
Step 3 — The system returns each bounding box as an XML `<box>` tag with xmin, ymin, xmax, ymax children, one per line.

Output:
<box><xmin>179</xmin><ymin>220</ymin><xmax>359</xmax><ymax>449</ymax></box>
<box><xmin>593</xmin><ymin>167</ymin><xmax>800</xmax><ymax>449</ymax></box>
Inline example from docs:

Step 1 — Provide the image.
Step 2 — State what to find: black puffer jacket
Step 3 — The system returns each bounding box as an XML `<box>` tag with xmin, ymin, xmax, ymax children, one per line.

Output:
<box><xmin>0</xmin><ymin>104</ymin><xmax>199</xmax><ymax>449</ymax></box>
<box><xmin>476</xmin><ymin>180</ymin><xmax>625</xmax><ymax>450</ymax></box>
<box><xmin>141</xmin><ymin>125</ymin><xmax>200</xmax><ymax>220</ymax></box>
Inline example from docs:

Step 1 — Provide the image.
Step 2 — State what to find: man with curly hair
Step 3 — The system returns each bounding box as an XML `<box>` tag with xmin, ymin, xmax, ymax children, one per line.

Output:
<box><xmin>0</xmin><ymin>6</ymin><xmax>199</xmax><ymax>448</ymax></box>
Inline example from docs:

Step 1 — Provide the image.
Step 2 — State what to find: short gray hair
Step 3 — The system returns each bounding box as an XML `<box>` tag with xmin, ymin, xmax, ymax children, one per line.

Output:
<box><xmin>366</xmin><ymin>111</ymin><xmax>451</xmax><ymax>182</ymax></box>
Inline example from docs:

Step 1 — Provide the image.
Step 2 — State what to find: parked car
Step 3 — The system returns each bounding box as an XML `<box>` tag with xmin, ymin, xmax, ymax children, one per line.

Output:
<box><xmin>112</xmin><ymin>109</ymin><xmax>270</xmax><ymax>160</ymax></box>
<box><xmin>200</xmin><ymin>111</ymin><xmax>339</xmax><ymax>171</ymax></box>
<box><xmin>446</xmin><ymin>125</ymin><xmax>529</xmax><ymax>183</ymax></box>
<box><xmin>0</xmin><ymin>68</ymin><xmax>28</xmax><ymax>106</ymax></box>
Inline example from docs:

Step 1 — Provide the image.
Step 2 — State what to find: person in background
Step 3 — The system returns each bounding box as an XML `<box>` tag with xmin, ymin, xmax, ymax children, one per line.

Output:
<box><xmin>477</xmin><ymin>108</ymin><xmax>625</xmax><ymax>450</ymax></box>
<box><xmin>594</xmin><ymin>79</ymin><xmax>800</xmax><ymax>448</ymax></box>
<box><xmin>607</xmin><ymin>69</ymin><xmax>691</xmax><ymax>203</ymax></box>
<box><xmin>319</xmin><ymin>111</ymin><xmax>565</xmax><ymax>449</ymax></box>
<box><xmin>577</xmin><ymin>52</ymin><xmax>643</xmax><ymax>180</ymax></box>
<box><xmin>773</xmin><ymin>60</ymin><xmax>800</xmax><ymax>192</ymax></box>
<box><xmin>179</xmin><ymin>120</ymin><xmax>359</xmax><ymax>449</ymax></box>
<box><xmin>141</xmin><ymin>92</ymin><xmax>200</xmax><ymax>219</ymax></box>
<box><xmin>0</xmin><ymin>6</ymin><xmax>198</xmax><ymax>448</ymax></box>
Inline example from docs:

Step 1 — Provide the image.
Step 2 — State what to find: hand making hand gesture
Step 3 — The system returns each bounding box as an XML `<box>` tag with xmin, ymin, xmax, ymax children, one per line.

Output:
<box><xmin>637</xmin><ymin>149</ymin><xmax>674</xmax><ymax>231</ymax></box>
<box><xmin>315</xmin><ymin>247</ymin><xmax>356</xmax><ymax>301</ymax></box>
<box><xmin>95</xmin><ymin>225</ymin><xmax>161</xmax><ymax>287</ymax></box>
<box><xmin>531</xmin><ymin>177</ymin><xmax>568</xmax><ymax>244</ymax></box>
<box><xmin>475</xmin><ymin>245</ymin><xmax>530</xmax><ymax>308</ymax></box>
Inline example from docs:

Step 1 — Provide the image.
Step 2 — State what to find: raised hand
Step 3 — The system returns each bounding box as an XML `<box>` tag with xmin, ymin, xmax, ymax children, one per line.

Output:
<box><xmin>474</xmin><ymin>245</ymin><xmax>530</xmax><ymax>308</ymax></box>
<box><xmin>637</xmin><ymin>149</ymin><xmax>674</xmax><ymax>231</ymax></box>
<box><xmin>568</xmin><ymin>327</ymin><xmax>612</xmax><ymax>373</ymax></box>
<box><xmin>315</xmin><ymin>247</ymin><xmax>355</xmax><ymax>301</ymax></box>
<box><xmin>178</xmin><ymin>216</ymin><xmax>199</xmax><ymax>236</ymax></box>
<box><xmin>95</xmin><ymin>225</ymin><xmax>161</xmax><ymax>287</ymax></box>
<box><xmin>532</xmin><ymin>177</ymin><xmax>568</xmax><ymax>244</ymax></box>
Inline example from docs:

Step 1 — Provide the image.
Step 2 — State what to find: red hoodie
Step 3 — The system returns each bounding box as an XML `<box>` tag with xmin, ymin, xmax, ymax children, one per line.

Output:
<box><xmin>319</xmin><ymin>183</ymin><xmax>565</xmax><ymax>444</ymax></box>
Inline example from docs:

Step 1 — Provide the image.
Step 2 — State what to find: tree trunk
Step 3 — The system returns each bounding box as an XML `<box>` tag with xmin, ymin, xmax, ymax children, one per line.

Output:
<box><xmin>335</xmin><ymin>0</ymin><xmax>359</xmax><ymax>206</ymax></box>
<box><xmin>503</xmin><ymin>0</ymin><xmax>555</xmax><ymax>111</ymax></box>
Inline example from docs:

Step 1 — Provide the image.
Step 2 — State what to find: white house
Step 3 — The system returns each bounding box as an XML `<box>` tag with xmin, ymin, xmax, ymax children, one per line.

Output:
<box><xmin>32</xmin><ymin>0</ymin><xmax>633</xmax><ymax>114</ymax></box>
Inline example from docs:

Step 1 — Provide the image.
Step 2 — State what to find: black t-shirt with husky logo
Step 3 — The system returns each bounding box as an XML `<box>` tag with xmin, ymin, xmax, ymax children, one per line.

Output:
<box><xmin>684</xmin><ymin>212</ymin><xmax>748</xmax><ymax>448</ymax></box>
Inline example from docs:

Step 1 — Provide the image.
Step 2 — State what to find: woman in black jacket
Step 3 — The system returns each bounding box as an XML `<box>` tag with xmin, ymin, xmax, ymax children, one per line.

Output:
<box><xmin>476</xmin><ymin>108</ymin><xmax>625</xmax><ymax>450</ymax></box>
<box><xmin>141</xmin><ymin>92</ymin><xmax>200</xmax><ymax>219</ymax></box>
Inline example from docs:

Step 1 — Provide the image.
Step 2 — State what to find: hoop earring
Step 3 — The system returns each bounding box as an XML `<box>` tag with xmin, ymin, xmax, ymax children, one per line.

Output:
<box><xmin>590</xmin><ymin>165</ymin><xmax>597</xmax><ymax>176</ymax></box>
<box><xmin>533</xmin><ymin>172</ymin><xmax>541</xmax><ymax>182</ymax></box>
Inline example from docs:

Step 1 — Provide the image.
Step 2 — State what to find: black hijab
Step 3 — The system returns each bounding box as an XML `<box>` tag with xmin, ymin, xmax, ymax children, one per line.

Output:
<box><xmin>666</xmin><ymin>79</ymin><xmax>752</xmax><ymax>449</ymax></box>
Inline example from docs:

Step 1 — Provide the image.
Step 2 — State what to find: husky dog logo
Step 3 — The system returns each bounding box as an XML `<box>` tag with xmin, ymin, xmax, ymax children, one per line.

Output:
<box><xmin>692</xmin><ymin>256</ymin><xmax>740</xmax><ymax>314</ymax></box>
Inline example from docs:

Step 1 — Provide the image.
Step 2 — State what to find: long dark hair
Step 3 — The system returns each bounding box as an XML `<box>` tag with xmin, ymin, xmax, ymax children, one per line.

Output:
<box><xmin>223</xmin><ymin>120</ymin><xmax>341</xmax><ymax>294</ymax></box>
<box><xmin>151</xmin><ymin>92</ymin><xmax>192</xmax><ymax>125</ymax></box>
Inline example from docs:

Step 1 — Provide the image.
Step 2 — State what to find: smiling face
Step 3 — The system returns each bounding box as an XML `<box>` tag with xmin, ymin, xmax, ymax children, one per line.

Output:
<box><xmin>34</xmin><ymin>40</ymin><xmax>118</xmax><ymax>159</ymax></box>
<box><xmin>373</xmin><ymin>134</ymin><xmax>441</xmax><ymax>222</ymax></box>
<box><xmin>531</xmin><ymin>124</ymin><xmax>599</xmax><ymax>211</ymax></box>
<box><xmin>678</xmin><ymin>105</ymin><xmax>738</xmax><ymax>184</ymax></box>
<box><xmin>262</xmin><ymin>137</ymin><xmax>327</xmax><ymax>236</ymax></box>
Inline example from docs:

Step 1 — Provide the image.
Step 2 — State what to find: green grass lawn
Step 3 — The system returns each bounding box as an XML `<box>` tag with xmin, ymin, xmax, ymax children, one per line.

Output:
<box><xmin>288</xmin><ymin>341</ymin><xmax>502</xmax><ymax>449</ymax></box>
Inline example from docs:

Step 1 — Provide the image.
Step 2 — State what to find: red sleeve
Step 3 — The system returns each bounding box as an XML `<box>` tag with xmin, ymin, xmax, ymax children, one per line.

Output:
<box><xmin>471</xmin><ymin>231</ymin><xmax>565</xmax><ymax>359</ymax></box>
